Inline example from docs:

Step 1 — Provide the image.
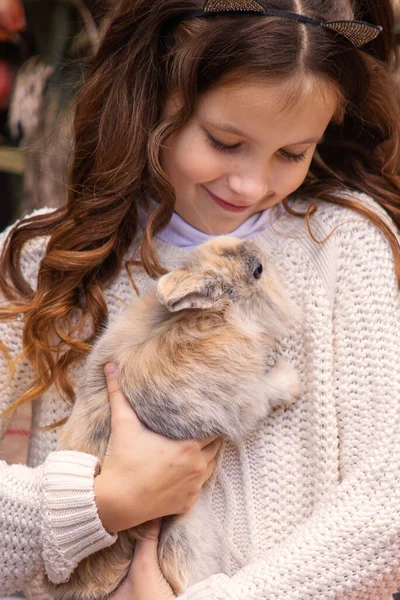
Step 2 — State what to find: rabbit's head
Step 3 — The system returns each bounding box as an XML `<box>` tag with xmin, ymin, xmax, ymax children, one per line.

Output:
<box><xmin>157</xmin><ymin>236</ymin><xmax>297</xmax><ymax>330</ymax></box>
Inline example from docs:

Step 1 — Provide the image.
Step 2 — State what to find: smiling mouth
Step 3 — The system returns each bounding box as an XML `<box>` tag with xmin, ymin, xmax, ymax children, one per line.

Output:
<box><xmin>204</xmin><ymin>187</ymin><xmax>253</xmax><ymax>213</ymax></box>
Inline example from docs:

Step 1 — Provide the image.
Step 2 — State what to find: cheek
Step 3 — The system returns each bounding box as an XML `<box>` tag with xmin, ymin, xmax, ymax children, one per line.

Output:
<box><xmin>162</xmin><ymin>128</ymin><xmax>224</xmax><ymax>185</ymax></box>
<box><xmin>272</xmin><ymin>160</ymin><xmax>312</xmax><ymax>195</ymax></box>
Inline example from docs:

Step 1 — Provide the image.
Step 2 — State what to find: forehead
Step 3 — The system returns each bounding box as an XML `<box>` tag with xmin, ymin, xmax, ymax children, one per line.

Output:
<box><xmin>196</xmin><ymin>76</ymin><xmax>339</xmax><ymax>146</ymax></box>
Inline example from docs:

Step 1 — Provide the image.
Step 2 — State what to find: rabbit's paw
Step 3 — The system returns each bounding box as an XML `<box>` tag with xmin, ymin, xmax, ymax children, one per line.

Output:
<box><xmin>264</xmin><ymin>359</ymin><xmax>302</xmax><ymax>410</ymax></box>
<box><xmin>158</xmin><ymin>501</ymin><xmax>220</xmax><ymax>594</ymax></box>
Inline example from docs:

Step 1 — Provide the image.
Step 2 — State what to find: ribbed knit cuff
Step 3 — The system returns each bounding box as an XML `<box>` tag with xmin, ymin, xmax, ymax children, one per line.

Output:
<box><xmin>41</xmin><ymin>451</ymin><xmax>118</xmax><ymax>584</ymax></box>
<box><xmin>178</xmin><ymin>582</ymin><xmax>216</xmax><ymax>600</ymax></box>
<box><xmin>178</xmin><ymin>575</ymin><xmax>231</xmax><ymax>600</ymax></box>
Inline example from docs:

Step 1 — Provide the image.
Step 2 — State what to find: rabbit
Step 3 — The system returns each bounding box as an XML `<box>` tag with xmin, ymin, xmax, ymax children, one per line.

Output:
<box><xmin>47</xmin><ymin>235</ymin><xmax>301</xmax><ymax>600</ymax></box>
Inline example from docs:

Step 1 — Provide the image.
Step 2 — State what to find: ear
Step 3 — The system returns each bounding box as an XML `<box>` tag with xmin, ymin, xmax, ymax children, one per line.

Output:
<box><xmin>157</xmin><ymin>269</ymin><xmax>222</xmax><ymax>312</ymax></box>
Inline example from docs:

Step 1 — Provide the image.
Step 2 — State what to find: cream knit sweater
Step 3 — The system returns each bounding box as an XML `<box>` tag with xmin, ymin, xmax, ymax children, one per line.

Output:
<box><xmin>1</xmin><ymin>193</ymin><xmax>400</xmax><ymax>600</ymax></box>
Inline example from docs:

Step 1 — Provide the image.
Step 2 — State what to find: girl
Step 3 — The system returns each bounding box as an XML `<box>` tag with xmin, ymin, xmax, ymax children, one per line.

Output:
<box><xmin>1</xmin><ymin>0</ymin><xmax>400</xmax><ymax>599</ymax></box>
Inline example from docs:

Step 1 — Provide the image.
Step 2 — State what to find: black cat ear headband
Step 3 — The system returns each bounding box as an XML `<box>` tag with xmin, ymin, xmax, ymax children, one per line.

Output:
<box><xmin>171</xmin><ymin>0</ymin><xmax>383</xmax><ymax>48</ymax></box>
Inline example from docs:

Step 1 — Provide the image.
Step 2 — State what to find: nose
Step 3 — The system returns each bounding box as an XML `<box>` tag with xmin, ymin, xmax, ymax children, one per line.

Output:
<box><xmin>227</xmin><ymin>168</ymin><xmax>269</xmax><ymax>203</ymax></box>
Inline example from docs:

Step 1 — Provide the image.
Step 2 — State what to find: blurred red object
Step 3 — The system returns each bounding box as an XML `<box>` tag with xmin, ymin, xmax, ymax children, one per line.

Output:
<box><xmin>0</xmin><ymin>0</ymin><xmax>26</xmax><ymax>111</ymax></box>
<box><xmin>0</xmin><ymin>0</ymin><xmax>26</xmax><ymax>41</ymax></box>
<box><xmin>0</xmin><ymin>59</ymin><xmax>13</xmax><ymax>110</ymax></box>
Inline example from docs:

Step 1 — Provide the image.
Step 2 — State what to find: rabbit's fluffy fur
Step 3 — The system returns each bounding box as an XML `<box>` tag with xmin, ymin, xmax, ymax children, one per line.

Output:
<box><xmin>48</xmin><ymin>236</ymin><xmax>300</xmax><ymax>600</ymax></box>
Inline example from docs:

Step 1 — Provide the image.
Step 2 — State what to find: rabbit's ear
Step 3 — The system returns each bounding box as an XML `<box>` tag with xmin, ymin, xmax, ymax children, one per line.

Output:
<box><xmin>157</xmin><ymin>269</ymin><xmax>222</xmax><ymax>312</ymax></box>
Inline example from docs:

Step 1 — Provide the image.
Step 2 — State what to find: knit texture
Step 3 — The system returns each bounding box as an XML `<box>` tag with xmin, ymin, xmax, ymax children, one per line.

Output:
<box><xmin>42</xmin><ymin>452</ymin><xmax>117</xmax><ymax>584</ymax></box>
<box><xmin>1</xmin><ymin>194</ymin><xmax>400</xmax><ymax>599</ymax></box>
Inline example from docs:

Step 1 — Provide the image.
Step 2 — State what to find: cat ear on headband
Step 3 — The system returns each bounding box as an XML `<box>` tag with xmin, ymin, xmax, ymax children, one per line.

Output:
<box><xmin>202</xmin><ymin>0</ymin><xmax>383</xmax><ymax>48</ymax></box>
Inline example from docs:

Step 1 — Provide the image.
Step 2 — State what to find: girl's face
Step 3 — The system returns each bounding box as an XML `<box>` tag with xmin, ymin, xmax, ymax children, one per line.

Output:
<box><xmin>160</xmin><ymin>78</ymin><xmax>339</xmax><ymax>234</ymax></box>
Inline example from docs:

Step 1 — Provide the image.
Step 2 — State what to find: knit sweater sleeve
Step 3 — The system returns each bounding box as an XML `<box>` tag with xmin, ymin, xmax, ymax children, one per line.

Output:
<box><xmin>0</xmin><ymin>452</ymin><xmax>117</xmax><ymax>593</ymax></box>
<box><xmin>178</xmin><ymin>211</ymin><xmax>400</xmax><ymax>600</ymax></box>
<box><xmin>0</xmin><ymin>212</ymin><xmax>117</xmax><ymax>593</ymax></box>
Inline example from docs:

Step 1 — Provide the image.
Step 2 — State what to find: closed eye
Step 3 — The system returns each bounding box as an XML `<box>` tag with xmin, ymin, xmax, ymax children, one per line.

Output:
<box><xmin>279</xmin><ymin>149</ymin><xmax>308</xmax><ymax>163</ymax></box>
<box><xmin>206</xmin><ymin>132</ymin><xmax>240</xmax><ymax>153</ymax></box>
<box><xmin>205</xmin><ymin>132</ymin><xmax>308</xmax><ymax>163</ymax></box>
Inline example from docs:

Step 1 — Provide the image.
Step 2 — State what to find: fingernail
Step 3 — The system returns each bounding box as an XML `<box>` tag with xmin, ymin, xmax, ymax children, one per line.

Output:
<box><xmin>104</xmin><ymin>363</ymin><xmax>117</xmax><ymax>377</ymax></box>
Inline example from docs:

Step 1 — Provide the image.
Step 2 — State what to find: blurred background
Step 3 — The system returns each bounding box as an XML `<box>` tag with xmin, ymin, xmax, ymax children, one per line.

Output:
<box><xmin>0</xmin><ymin>0</ymin><xmax>108</xmax><ymax>463</ymax></box>
<box><xmin>1</xmin><ymin>0</ymin><xmax>400</xmax><ymax>464</ymax></box>
<box><xmin>0</xmin><ymin>0</ymin><xmax>108</xmax><ymax>232</ymax></box>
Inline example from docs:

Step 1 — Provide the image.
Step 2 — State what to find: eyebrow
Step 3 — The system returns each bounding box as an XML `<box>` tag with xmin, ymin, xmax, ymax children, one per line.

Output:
<box><xmin>207</xmin><ymin>121</ymin><xmax>325</xmax><ymax>145</ymax></box>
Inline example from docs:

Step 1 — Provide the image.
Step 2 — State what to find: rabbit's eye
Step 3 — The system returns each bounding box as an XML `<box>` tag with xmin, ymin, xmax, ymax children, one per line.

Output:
<box><xmin>253</xmin><ymin>264</ymin><xmax>263</xmax><ymax>279</ymax></box>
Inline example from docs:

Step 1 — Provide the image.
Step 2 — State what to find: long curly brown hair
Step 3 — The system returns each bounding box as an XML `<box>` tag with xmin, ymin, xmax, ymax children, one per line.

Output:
<box><xmin>1</xmin><ymin>0</ymin><xmax>400</xmax><ymax>424</ymax></box>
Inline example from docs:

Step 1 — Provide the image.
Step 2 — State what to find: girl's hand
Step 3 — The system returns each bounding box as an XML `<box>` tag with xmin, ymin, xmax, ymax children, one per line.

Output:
<box><xmin>94</xmin><ymin>364</ymin><xmax>222</xmax><ymax>533</ymax></box>
<box><xmin>110</xmin><ymin>519</ymin><xmax>176</xmax><ymax>600</ymax></box>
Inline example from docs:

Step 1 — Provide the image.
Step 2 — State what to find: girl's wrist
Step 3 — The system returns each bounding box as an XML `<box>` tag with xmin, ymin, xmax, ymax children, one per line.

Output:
<box><xmin>94</xmin><ymin>473</ymin><xmax>119</xmax><ymax>534</ymax></box>
<box><xmin>93</xmin><ymin>472</ymin><xmax>144</xmax><ymax>534</ymax></box>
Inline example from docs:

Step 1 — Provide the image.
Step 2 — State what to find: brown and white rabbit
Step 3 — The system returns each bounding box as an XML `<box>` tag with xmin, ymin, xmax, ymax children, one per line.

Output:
<box><xmin>48</xmin><ymin>235</ymin><xmax>301</xmax><ymax>600</ymax></box>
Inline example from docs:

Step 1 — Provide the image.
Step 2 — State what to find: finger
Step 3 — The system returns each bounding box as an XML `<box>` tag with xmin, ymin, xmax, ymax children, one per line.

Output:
<box><xmin>104</xmin><ymin>363</ymin><xmax>122</xmax><ymax>395</ymax></box>
<box><xmin>135</xmin><ymin>519</ymin><xmax>162</xmax><ymax>555</ymax></box>
<box><xmin>104</xmin><ymin>364</ymin><xmax>144</xmax><ymax>431</ymax></box>
<box><xmin>141</xmin><ymin>518</ymin><xmax>162</xmax><ymax>542</ymax></box>
<box><xmin>202</xmin><ymin>457</ymin><xmax>217</xmax><ymax>484</ymax></box>
<box><xmin>198</xmin><ymin>434</ymin><xmax>221</xmax><ymax>449</ymax></box>
<box><xmin>201</xmin><ymin>438</ymin><xmax>223</xmax><ymax>463</ymax></box>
